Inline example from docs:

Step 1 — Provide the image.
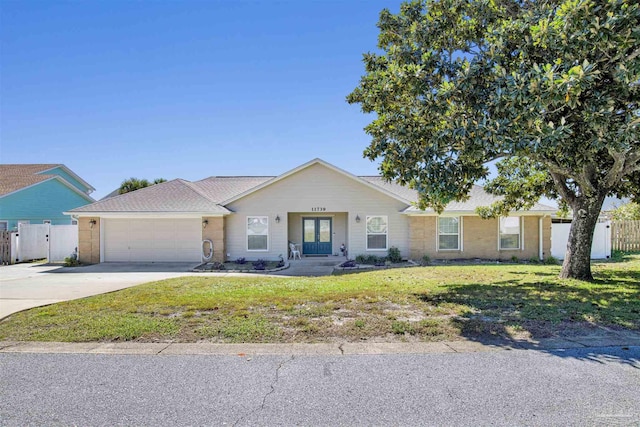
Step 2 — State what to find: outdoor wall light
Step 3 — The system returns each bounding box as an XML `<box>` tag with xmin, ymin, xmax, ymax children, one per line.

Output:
<box><xmin>89</xmin><ymin>219</ymin><xmax>97</xmax><ymax>229</ymax></box>
<box><xmin>202</xmin><ymin>219</ymin><xmax>208</xmax><ymax>229</ymax></box>
<box><xmin>275</xmin><ymin>215</ymin><xmax>281</xmax><ymax>223</ymax></box>
<box><xmin>355</xmin><ymin>214</ymin><xmax>361</xmax><ymax>223</ymax></box>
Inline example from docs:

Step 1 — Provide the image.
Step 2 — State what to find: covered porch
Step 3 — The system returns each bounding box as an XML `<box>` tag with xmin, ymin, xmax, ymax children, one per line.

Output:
<box><xmin>286</xmin><ymin>212</ymin><xmax>350</xmax><ymax>258</ymax></box>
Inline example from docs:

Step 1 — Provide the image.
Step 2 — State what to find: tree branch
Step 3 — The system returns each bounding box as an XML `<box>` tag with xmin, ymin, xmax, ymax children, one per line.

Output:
<box><xmin>627</xmin><ymin>46</ymin><xmax>640</xmax><ymax>62</ymax></box>
<box><xmin>549</xmin><ymin>171</ymin><xmax>577</xmax><ymax>206</ymax></box>
<box><xmin>543</xmin><ymin>158</ymin><xmax>575</xmax><ymax>180</ymax></box>
<box><xmin>603</xmin><ymin>147</ymin><xmax>635</xmax><ymax>189</ymax></box>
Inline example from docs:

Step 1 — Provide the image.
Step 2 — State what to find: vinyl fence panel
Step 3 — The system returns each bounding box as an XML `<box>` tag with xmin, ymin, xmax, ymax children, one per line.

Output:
<box><xmin>17</xmin><ymin>224</ymin><xmax>49</xmax><ymax>262</ymax></box>
<box><xmin>551</xmin><ymin>221</ymin><xmax>612</xmax><ymax>259</ymax></box>
<box><xmin>49</xmin><ymin>225</ymin><xmax>78</xmax><ymax>261</ymax></box>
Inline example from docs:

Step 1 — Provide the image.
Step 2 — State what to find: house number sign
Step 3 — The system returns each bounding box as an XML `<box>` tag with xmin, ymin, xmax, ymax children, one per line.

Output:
<box><xmin>311</xmin><ymin>207</ymin><xmax>327</xmax><ymax>212</ymax></box>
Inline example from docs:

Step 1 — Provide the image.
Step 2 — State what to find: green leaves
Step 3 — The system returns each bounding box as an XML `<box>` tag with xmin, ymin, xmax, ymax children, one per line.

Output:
<box><xmin>348</xmin><ymin>0</ymin><xmax>640</xmax><ymax>212</ymax></box>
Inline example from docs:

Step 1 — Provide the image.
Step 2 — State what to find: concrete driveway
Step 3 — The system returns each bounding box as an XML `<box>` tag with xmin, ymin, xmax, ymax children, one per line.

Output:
<box><xmin>0</xmin><ymin>262</ymin><xmax>208</xmax><ymax>319</ymax></box>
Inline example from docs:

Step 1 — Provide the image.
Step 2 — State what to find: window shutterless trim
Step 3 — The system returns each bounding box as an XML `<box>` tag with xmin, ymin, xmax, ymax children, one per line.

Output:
<box><xmin>246</xmin><ymin>215</ymin><xmax>269</xmax><ymax>252</ymax></box>
<box><xmin>366</xmin><ymin>215</ymin><xmax>388</xmax><ymax>251</ymax></box>
<box><xmin>437</xmin><ymin>216</ymin><xmax>461</xmax><ymax>251</ymax></box>
<box><xmin>498</xmin><ymin>216</ymin><xmax>521</xmax><ymax>250</ymax></box>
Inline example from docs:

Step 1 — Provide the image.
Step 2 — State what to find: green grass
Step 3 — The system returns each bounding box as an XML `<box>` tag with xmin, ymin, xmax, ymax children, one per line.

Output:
<box><xmin>1</xmin><ymin>254</ymin><xmax>638</xmax><ymax>343</ymax></box>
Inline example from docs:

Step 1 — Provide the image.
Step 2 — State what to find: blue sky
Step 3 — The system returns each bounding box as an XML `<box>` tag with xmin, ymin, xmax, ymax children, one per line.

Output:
<box><xmin>1</xmin><ymin>0</ymin><xmax>401</xmax><ymax>199</ymax></box>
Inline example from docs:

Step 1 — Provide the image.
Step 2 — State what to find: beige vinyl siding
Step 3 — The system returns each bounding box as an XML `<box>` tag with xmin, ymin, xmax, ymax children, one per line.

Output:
<box><xmin>225</xmin><ymin>163</ymin><xmax>410</xmax><ymax>260</ymax></box>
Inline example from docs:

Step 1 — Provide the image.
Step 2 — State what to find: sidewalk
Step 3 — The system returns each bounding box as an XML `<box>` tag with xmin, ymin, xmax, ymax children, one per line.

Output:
<box><xmin>2</xmin><ymin>331</ymin><xmax>639</xmax><ymax>356</ymax></box>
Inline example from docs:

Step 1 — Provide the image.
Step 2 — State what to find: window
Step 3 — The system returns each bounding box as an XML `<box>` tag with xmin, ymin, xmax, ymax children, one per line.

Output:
<box><xmin>247</xmin><ymin>216</ymin><xmax>268</xmax><ymax>251</ymax></box>
<box><xmin>438</xmin><ymin>217</ymin><xmax>460</xmax><ymax>250</ymax></box>
<box><xmin>366</xmin><ymin>216</ymin><xmax>388</xmax><ymax>250</ymax></box>
<box><xmin>0</xmin><ymin>221</ymin><xmax>7</xmax><ymax>231</ymax></box>
<box><xmin>500</xmin><ymin>217</ymin><xmax>521</xmax><ymax>250</ymax></box>
<box><xmin>71</xmin><ymin>220</ymin><xmax>78</xmax><ymax>225</ymax></box>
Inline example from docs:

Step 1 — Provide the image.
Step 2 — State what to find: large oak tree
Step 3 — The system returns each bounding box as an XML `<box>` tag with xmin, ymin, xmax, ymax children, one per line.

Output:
<box><xmin>348</xmin><ymin>0</ymin><xmax>639</xmax><ymax>280</ymax></box>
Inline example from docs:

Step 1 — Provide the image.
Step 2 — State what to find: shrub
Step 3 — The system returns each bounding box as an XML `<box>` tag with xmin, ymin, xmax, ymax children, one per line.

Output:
<box><xmin>355</xmin><ymin>254</ymin><xmax>386</xmax><ymax>265</ymax></box>
<box><xmin>544</xmin><ymin>256</ymin><xmax>559</xmax><ymax>265</ymax></box>
<box><xmin>235</xmin><ymin>257</ymin><xmax>247</xmax><ymax>265</ymax></box>
<box><xmin>387</xmin><ymin>246</ymin><xmax>402</xmax><ymax>263</ymax></box>
<box><xmin>63</xmin><ymin>256</ymin><xmax>80</xmax><ymax>267</ymax></box>
<box><xmin>252</xmin><ymin>259</ymin><xmax>267</xmax><ymax>270</ymax></box>
<box><xmin>366</xmin><ymin>255</ymin><xmax>381</xmax><ymax>265</ymax></box>
<box><xmin>420</xmin><ymin>255</ymin><xmax>431</xmax><ymax>266</ymax></box>
<box><xmin>511</xmin><ymin>255</ymin><xmax>519</xmax><ymax>263</ymax></box>
<box><xmin>341</xmin><ymin>259</ymin><xmax>357</xmax><ymax>268</ymax></box>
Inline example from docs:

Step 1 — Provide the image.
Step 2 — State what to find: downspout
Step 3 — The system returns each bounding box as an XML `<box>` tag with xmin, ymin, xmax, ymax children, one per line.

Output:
<box><xmin>539</xmin><ymin>217</ymin><xmax>544</xmax><ymax>261</ymax></box>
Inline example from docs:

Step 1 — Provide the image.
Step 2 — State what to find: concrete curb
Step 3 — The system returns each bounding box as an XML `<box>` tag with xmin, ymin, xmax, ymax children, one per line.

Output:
<box><xmin>1</xmin><ymin>336</ymin><xmax>638</xmax><ymax>356</ymax></box>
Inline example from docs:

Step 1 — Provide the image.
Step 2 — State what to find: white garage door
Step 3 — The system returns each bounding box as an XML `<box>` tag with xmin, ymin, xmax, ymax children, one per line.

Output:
<box><xmin>104</xmin><ymin>218</ymin><xmax>202</xmax><ymax>262</ymax></box>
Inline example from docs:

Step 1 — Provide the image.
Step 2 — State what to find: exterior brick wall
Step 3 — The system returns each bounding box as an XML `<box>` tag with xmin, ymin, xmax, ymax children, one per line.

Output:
<box><xmin>202</xmin><ymin>216</ymin><xmax>225</xmax><ymax>263</ymax></box>
<box><xmin>409</xmin><ymin>215</ymin><xmax>552</xmax><ymax>261</ymax></box>
<box><xmin>78</xmin><ymin>217</ymin><xmax>100</xmax><ymax>264</ymax></box>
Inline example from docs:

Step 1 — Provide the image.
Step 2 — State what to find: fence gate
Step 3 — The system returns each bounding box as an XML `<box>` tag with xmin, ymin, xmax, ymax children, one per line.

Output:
<box><xmin>17</xmin><ymin>224</ymin><xmax>78</xmax><ymax>263</ymax></box>
<box><xmin>0</xmin><ymin>231</ymin><xmax>15</xmax><ymax>265</ymax></box>
<box><xmin>551</xmin><ymin>221</ymin><xmax>612</xmax><ymax>260</ymax></box>
<box><xmin>17</xmin><ymin>224</ymin><xmax>49</xmax><ymax>261</ymax></box>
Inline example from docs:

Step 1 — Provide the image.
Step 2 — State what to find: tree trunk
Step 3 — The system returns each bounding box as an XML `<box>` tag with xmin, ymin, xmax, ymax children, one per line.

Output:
<box><xmin>560</xmin><ymin>194</ymin><xmax>607</xmax><ymax>280</ymax></box>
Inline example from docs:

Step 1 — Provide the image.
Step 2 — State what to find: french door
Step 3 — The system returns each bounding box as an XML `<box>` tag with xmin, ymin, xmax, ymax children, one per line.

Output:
<box><xmin>302</xmin><ymin>217</ymin><xmax>332</xmax><ymax>255</ymax></box>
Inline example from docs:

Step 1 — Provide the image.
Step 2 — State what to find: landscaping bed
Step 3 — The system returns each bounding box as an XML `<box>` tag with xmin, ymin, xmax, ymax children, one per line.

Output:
<box><xmin>1</xmin><ymin>253</ymin><xmax>638</xmax><ymax>344</ymax></box>
<box><xmin>194</xmin><ymin>258</ymin><xmax>286</xmax><ymax>273</ymax></box>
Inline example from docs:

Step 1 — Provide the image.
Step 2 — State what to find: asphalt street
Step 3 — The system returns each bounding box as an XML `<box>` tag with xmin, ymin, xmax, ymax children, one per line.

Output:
<box><xmin>1</xmin><ymin>346</ymin><xmax>638</xmax><ymax>426</ymax></box>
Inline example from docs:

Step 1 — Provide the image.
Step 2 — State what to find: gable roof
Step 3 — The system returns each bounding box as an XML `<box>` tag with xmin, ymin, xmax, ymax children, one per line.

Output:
<box><xmin>192</xmin><ymin>176</ymin><xmax>272</xmax><ymax>203</ymax></box>
<box><xmin>0</xmin><ymin>164</ymin><xmax>95</xmax><ymax>201</ymax></box>
<box><xmin>69</xmin><ymin>159</ymin><xmax>557</xmax><ymax>215</ymax></box>
<box><xmin>69</xmin><ymin>179</ymin><xmax>229</xmax><ymax>214</ymax></box>
<box><xmin>221</xmin><ymin>158</ymin><xmax>413</xmax><ymax>205</ymax></box>
<box><xmin>402</xmin><ymin>185</ymin><xmax>556</xmax><ymax>214</ymax></box>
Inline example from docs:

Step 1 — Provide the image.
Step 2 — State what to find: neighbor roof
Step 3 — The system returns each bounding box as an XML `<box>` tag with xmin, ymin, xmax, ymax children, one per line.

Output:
<box><xmin>0</xmin><ymin>164</ymin><xmax>95</xmax><ymax>198</ymax></box>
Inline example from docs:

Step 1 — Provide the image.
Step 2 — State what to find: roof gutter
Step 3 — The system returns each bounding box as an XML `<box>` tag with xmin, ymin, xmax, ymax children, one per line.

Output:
<box><xmin>63</xmin><ymin>211</ymin><xmax>229</xmax><ymax>218</ymax></box>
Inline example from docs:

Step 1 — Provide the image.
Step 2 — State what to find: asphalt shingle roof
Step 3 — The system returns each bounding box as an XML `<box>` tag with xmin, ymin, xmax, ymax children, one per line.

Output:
<box><xmin>71</xmin><ymin>161</ymin><xmax>556</xmax><ymax>214</ymax></box>
<box><xmin>0</xmin><ymin>164</ymin><xmax>63</xmax><ymax>197</ymax></box>
<box><xmin>70</xmin><ymin>179</ymin><xmax>229</xmax><ymax>213</ymax></box>
<box><xmin>193</xmin><ymin>176</ymin><xmax>273</xmax><ymax>203</ymax></box>
<box><xmin>401</xmin><ymin>185</ymin><xmax>556</xmax><ymax>212</ymax></box>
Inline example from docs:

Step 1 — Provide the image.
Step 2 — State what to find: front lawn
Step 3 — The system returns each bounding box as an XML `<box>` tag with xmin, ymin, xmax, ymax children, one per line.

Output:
<box><xmin>1</xmin><ymin>254</ymin><xmax>638</xmax><ymax>343</ymax></box>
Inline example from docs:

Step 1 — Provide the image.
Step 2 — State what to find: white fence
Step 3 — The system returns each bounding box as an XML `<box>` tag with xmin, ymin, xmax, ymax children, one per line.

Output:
<box><xmin>16</xmin><ymin>223</ymin><xmax>78</xmax><ymax>263</ymax></box>
<box><xmin>551</xmin><ymin>221</ymin><xmax>612</xmax><ymax>260</ymax></box>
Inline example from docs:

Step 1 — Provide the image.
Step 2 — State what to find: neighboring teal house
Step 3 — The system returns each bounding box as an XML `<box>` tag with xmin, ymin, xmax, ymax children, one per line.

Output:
<box><xmin>0</xmin><ymin>164</ymin><xmax>95</xmax><ymax>231</ymax></box>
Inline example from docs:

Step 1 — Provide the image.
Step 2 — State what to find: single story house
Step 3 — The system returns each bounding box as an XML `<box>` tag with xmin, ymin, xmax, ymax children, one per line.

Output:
<box><xmin>0</xmin><ymin>164</ymin><xmax>95</xmax><ymax>231</ymax></box>
<box><xmin>67</xmin><ymin>159</ymin><xmax>556</xmax><ymax>264</ymax></box>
